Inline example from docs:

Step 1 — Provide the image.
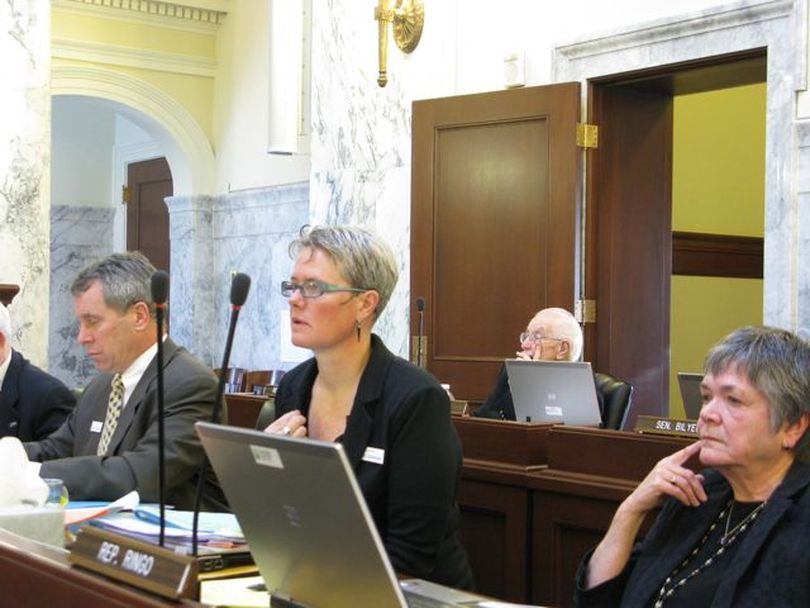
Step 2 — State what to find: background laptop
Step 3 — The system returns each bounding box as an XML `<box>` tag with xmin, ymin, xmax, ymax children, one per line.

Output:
<box><xmin>196</xmin><ymin>422</ymin><xmax>487</xmax><ymax>608</ymax></box>
<box><xmin>505</xmin><ymin>360</ymin><xmax>601</xmax><ymax>425</ymax></box>
<box><xmin>677</xmin><ymin>372</ymin><xmax>704</xmax><ymax>419</ymax></box>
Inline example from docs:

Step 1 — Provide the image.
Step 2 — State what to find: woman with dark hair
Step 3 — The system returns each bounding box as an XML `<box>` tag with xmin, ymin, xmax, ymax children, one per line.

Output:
<box><xmin>576</xmin><ymin>325</ymin><xmax>810</xmax><ymax>607</ymax></box>
<box><xmin>264</xmin><ymin>225</ymin><xmax>474</xmax><ymax>590</ymax></box>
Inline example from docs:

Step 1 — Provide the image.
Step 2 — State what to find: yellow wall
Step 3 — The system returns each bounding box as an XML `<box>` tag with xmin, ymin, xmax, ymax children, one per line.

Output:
<box><xmin>669</xmin><ymin>83</ymin><xmax>765</xmax><ymax>417</ymax></box>
<box><xmin>52</xmin><ymin>10</ymin><xmax>216</xmax><ymax>140</ymax></box>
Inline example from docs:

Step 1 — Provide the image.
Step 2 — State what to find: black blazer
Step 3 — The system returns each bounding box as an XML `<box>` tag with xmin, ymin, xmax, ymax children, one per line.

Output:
<box><xmin>474</xmin><ymin>362</ymin><xmax>605</xmax><ymax>423</ymax></box>
<box><xmin>274</xmin><ymin>335</ymin><xmax>474</xmax><ymax>590</ymax></box>
<box><xmin>575</xmin><ymin>462</ymin><xmax>810</xmax><ymax>607</ymax></box>
<box><xmin>25</xmin><ymin>338</ymin><xmax>227</xmax><ymax>511</ymax></box>
<box><xmin>0</xmin><ymin>350</ymin><xmax>75</xmax><ymax>441</ymax></box>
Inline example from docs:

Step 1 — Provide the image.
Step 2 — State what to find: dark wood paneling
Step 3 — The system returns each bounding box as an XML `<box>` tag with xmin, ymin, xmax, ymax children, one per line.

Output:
<box><xmin>412</xmin><ymin>84</ymin><xmax>581</xmax><ymax>402</ymax></box>
<box><xmin>127</xmin><ymin>157</ymin><xmax>172</xmax><ymax>273</ymax></box>
<box><xmin>586</xmin><ymin>84</ymin><xmax>673</xmax><ymax>423</ymax></box>
<box><xmin>459</xmin><ymin>480</ymin><xmax>531</xmax><ymax>603</ymax></box>
<box><xmin>672</xmin><ymin>231</ymin><xmax>763</xmax><ymax>278</ymax></box>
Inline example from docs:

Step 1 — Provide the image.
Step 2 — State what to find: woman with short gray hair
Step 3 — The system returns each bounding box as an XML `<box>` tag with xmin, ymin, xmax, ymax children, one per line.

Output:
<box><xmin>265</xmin><ymin>225</ymin><xmax>474</xmax><ymax>590</ymax></box>
<box><xmin>576</xmin><ymin>325</ymin><xmax>810</xmax><ymax>606</ymax></box>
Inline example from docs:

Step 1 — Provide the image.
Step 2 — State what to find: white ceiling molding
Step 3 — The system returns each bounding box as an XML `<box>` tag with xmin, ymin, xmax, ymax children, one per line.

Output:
<box><xmin>53</xmin><ymin>0</ymin><xmax>228</xmax><ymax>33</ymax></box>
<box><xmin>53</xmin><ymin>36</ymin><xmax>217</xmax><ymax>77</ymax></box>
<box><xmin>52</xmin><ymin>64</ymin><xmax>216</xmax><ymax>195</ymax></box>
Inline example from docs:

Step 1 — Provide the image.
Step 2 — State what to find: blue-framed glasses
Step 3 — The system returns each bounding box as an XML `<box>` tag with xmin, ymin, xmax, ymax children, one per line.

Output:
<box><xmin>281</xmin><ymin>279</ymin><xmax>367</xmax><ymax>299</ymax></box>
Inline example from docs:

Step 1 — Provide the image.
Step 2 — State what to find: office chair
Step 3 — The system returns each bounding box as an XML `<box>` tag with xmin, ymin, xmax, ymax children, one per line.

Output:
<box><xmin>594</xmin><ymin>372</ymin><xmax>633</xmax><ymax>430</ymax></box>
<box><xmin>254</xmin><ymin>398</ymin><xmax>276</xmax><ymax>430</ymax></box>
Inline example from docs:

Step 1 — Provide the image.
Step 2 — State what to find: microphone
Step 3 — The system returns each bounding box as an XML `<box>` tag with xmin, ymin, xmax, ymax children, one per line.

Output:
<box><xmin>192</xmin><ymin>272</ymin><xmax>251</xmax><ymax>554</ymax></box>
<box><xmin>150</xmin><ymin>270</ymin><xmax>169</xmax><ymax>547</ymax></box>
<box><xmin>416</xmin><ymin>296</ymin><xmax>425</xmax><ymax>368</ymax></box>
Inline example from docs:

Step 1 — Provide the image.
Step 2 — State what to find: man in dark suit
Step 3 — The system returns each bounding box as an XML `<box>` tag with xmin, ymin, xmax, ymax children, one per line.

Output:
<box><xmin>0</xmin><ymin>304</ymin><xmax>75</xmax><ymax>441</ymax></box>
<box><xmin>474</xmin><ymin>307</ymin><xmax>600</xmax><ymax>420</ymax></box>
<box><xmin>24</xmin><ymin>252</ymin><xmax>226</xmax><ymax>510</ymax></box>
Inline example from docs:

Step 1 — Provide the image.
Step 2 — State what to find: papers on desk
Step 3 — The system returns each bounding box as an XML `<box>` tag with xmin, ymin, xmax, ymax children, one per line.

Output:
<box><xmin>64</xmin><ymin>490</ymin><xmax>140</xmax><ymax>526</ymax></box>
<box><xmin>89</xmin><ymin>508</ymin><xmax>245</xmax><ymax>546</ymax></box>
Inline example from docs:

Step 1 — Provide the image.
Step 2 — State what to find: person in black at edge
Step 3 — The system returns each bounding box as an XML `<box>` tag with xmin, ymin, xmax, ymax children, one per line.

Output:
<box><xmin>575</xmin><ymin>326</ymin><xmax>810</xmax><ymax>607</ymax></box>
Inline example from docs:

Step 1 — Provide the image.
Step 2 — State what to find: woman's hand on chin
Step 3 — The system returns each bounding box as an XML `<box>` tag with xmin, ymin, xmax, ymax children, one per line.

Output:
<box><xmin>265</xmin><ymin>410</ymin><xmax>308</xmax><ymax>438</ymax></box>
<box><xmin>623</xmin><ymin>441</ymin><xmax>707</xmax><ymax>515</ymax></box>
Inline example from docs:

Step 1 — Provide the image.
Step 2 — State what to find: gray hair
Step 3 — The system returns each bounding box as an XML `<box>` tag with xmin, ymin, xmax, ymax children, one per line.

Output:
<box><xmin>535</xmin><ymin>307</ymin><xmax>583</xmax><ymax>361</ymax></box>
<box><xmin>704</xmin><ymin>325</ymin><xmax>810</xmax><ymax>461</ymax></box>
<box><xmin>0</xmin><ymin>303</ymin><xmax>10</xmax><ymax>339</ymax></box>
<box><xmin>71</xmin><ymin>251</ymin><xmax>157</xmax><ymax>316</ymax></box>
<box><xmin>289</xmin><ymin>225</ymin><xmax>399</xmax><ymax>318</ymax></box>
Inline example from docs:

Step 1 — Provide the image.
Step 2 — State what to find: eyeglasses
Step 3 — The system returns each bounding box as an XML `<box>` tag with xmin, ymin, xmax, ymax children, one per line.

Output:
<box><xmin>519</xmin><ymin>331</ymin><xmax>563</xmax><ymax>345</ymax></box>
<box><xmin>281</xmin><ymin>279</ymin><xmax>367</xmax><ymax>299</ymax></box>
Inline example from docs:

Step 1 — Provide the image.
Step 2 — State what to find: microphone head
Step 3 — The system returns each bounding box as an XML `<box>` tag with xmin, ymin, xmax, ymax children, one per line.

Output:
<box><xmin>416</xmin><ymin>296</ymin><xmax>425</xmax><ymax>312</ymax></box>
<box><xmin>151</xmin><ymin>270</ymin><xmax>170</xmax><ymax>305</ymax></box>
<box><xmin>231</xmin><ymin>273</ymin><xmax>252</xmax><ymax>307</ymax></box>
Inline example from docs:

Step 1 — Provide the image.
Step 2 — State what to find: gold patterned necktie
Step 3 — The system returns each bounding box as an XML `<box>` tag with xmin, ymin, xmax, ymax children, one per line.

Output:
<box><xmin>97</xmin><ymin>373</ymin><xmax>125</xmax><ymax>456</ymax></box>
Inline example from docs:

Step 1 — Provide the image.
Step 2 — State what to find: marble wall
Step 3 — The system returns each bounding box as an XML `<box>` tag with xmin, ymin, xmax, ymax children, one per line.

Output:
<box><xmin>0</xmin><ymin>0</ymin><xmax>51</xmax><ymax>366</ymax></box>
<box><xmin>309</xmin><ymin>0</ymin><xmax>414</xmax><ymax>358</ymax></box>
<box><xmin>49</xmin><ymin>205</ymin><xmax>114</xmax><ymax>388</ymax></box>
<box><xmin>167</xmin><ymin>183</ymin><xmax>309</xmax><ymax>372</ymax></box>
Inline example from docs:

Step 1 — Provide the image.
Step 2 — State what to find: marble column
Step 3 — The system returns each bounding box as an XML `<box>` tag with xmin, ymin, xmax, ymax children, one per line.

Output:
<box><xmin>0</xmin><ymin>0</ymin><xmax>51</xmax><ymax>365</ymax></box>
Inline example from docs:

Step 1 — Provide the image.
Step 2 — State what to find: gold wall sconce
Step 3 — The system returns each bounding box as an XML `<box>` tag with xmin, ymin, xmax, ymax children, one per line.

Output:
<box><xmin>374</xmin><ymin>0</ymin><xmax>424</xmax><ymax>87</ymax></box>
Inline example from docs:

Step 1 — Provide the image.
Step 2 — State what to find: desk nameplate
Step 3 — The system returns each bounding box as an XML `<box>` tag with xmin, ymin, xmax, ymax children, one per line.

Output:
<box><xmin>635</xmin><ymin>415</ymin><xmax>698</xmax><ymax>438</ymax></box>
<box><xmin>68</xmin><ymin>526</ymin><xmax>198</xmax><ymax>600</ymax></box>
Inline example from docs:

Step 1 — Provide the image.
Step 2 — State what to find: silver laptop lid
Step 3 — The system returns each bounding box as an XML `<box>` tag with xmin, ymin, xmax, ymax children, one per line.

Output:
<box><xmin>196</xmin><ymin>422</ymin><xmax>407</xmax><ymax>608</ymax></box>
<box><xmin>677</xmin><ymin>372</ymin><xmax>704</xmax><ymax>420</ymax></box>
<box><xmin>504</xmin><ymin>360</ymin><xmax>601</xmax><ymax>425</ymax></box>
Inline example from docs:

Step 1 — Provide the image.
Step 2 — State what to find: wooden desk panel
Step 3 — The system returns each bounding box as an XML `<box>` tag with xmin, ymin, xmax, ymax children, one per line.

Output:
<box><xmin>224</xmin><ymin>393</ymin><xmax>269</xmax><ymax>429</ymax></box>
<box><xmin>0</xmin><ymin>530</ymin><xmax>206</xmax><ymax>608</ymax></box>
<box><xmin>529</xmin><ymin>428</ymin><xmax>692</xmax><ymax>607</ymax></box>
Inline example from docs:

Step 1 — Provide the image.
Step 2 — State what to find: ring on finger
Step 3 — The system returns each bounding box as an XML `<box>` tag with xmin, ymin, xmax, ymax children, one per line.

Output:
<box><xmin>282</xmin><ymin>425</ymin><xmax>292</xmax><ymax>436</ymax></box>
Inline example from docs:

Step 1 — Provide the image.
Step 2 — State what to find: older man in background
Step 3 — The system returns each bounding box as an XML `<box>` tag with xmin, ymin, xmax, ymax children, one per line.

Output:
<box><xmin>24</xmin><ymin>252</ymin><xmax>226</xmax><ymax>510</ymax></box>
<box><xmin>0</xmin><ymin>303</ymin><xmax>75</xmax><ymax>440</ymax></box>
<box><xmin>474</xmin><ymin>307</ymin><xmax>585</xmax><ymax>420</ymax></box>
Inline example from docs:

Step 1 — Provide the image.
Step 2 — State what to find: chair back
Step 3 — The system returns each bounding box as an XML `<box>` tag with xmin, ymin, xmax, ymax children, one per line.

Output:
<box><xmin>594</xmin><ymin>372</ymin><xmax>633</xmax><ymax>430</ymax></box>
<box><xmin>255</xmin><ymin>398</ymin><xmax>276</xmax><ymax>431</ymax></box>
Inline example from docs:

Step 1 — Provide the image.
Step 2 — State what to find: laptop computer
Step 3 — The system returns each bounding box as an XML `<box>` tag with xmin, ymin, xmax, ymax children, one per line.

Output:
<box><xmin>677</xmin><ymin>372</ymin><xmax>704</xmax><ymax>420</ymax></box>
<box><xmin>196</xmin><ymin>422</ymin><xmax>488</xmax><ymax>608</ymax></box>
<box><xmin>504</xmin><ymin>359</ymin><xmax>602</xmax><ymax>425</ymax></box>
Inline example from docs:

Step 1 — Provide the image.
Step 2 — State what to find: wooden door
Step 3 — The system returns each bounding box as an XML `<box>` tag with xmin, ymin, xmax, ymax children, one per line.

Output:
<box><xmin>126</xmin><ymin>157</ymin><xmax>172</xmax><ymax>273</ymax></box>
<box><xmin>411</xmin><ymin>84</ymin><xmax>581</xmax><ymax>401</ymax></box>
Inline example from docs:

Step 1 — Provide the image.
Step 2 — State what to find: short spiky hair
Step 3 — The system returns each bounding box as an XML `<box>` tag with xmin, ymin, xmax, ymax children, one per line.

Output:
<box><xmin>71</xmin><ymin>251</ymin><xmax>157</xmax><ymax>316</ymax></box>
<box><xmin>289</xmin><ymin>225</ymin><xmax>399</xmax><ymax>318</ymax></box>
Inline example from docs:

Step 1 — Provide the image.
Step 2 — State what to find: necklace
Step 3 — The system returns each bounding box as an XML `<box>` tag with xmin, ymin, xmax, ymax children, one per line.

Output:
<box><xmin>654</xmin><ymin>498</ymin><xmax>766</xmax><ymax>608</ymax></box>
<box><xmin>721</xmin><ymin>500</ymin><xmax>766</xmax><ymax>546</ymax></box>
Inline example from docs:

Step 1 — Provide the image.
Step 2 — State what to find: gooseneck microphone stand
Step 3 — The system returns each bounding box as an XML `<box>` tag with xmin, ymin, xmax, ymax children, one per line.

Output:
<box><xmin>191</xmin><ymin>272</ymin><xmax>251</xmax><ymax>555</ymax></box>
<box><xmin>150</xmin><ymin>270</ymin><xmax>170</xmax><ymax>547</ymax></box>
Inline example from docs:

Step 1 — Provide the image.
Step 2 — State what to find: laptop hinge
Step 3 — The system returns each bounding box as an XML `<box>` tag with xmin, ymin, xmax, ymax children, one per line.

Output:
<box><xmin>270</xmin><ymin>594</ymin><xmax>312</xmax><ymax>608</ymax></box>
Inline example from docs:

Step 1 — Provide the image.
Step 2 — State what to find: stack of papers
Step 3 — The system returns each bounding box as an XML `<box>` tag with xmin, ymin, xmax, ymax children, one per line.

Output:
<box><xmin>90</xmin><ymin>508</ymin><xmax>245</xmax><ymax>547</ymax></box>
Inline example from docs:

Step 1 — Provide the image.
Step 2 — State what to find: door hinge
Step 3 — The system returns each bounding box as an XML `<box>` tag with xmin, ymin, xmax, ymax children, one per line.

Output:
<box><xmin>122</xmin><ymin>185</ymin><xmax>132</xmax><ymax>205</ymax></box>
<box><xmin>576</xmin><ymin>123</ymin><xmax>598</xmax><ymax>149</ymax></box>
<box><xmin>575</xmin><ymin>299</ymin><xmax>597</xmax><ymax>324</ymax></box>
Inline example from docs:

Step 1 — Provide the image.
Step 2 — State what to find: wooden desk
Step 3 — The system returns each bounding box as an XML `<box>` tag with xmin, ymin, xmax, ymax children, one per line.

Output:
<box><xmin>225</xmin><ymin>393</ymin><xmax>270</xmax><ymax>429</ymax></box>
<box><xmin>452</xmin><ymin>418</ymin><xmax>692</xmax><ymax>605</ymax></box>
<box><xmin>0</xmin><ymin>530</ymin><xmax>208</xmax><ymax>607</ymax></box>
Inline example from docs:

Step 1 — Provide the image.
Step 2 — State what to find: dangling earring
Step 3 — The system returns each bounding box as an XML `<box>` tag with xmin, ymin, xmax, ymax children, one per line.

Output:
<box><xmin>356</xmin><ymin>320</ymin><xmax>362</xmax><ymax>342</ymax></box>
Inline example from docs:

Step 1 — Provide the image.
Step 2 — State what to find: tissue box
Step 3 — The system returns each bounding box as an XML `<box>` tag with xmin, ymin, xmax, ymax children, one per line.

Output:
<box><xmin>0</xmin><ymin>506</ymin><xmax>65</xmax><ymax>547</ymax></box>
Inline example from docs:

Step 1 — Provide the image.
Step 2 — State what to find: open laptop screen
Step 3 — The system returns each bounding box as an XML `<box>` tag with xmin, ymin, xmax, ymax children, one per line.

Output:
<box><xmin>504</xmin><ymin>360</ymin><xmax>601</xmax><ymax>425</ymax></box>
<box><xmin>677</xmin><ymin>372</ymin><xmax>704</xmax><ymax>420</ymax></box>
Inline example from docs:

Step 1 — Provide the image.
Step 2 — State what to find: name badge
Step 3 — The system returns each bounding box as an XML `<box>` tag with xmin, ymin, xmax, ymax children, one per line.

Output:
<box><xmin>362</xmin><ymin>446</ymin><xmax>385</xmax><ymax>465</ymax></box>
<box><xmin>90</xmin><ymin>420</ymin><xmax>103</xmax><ymax>433</ymax></box>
